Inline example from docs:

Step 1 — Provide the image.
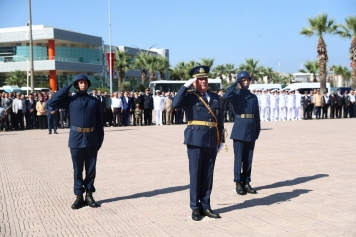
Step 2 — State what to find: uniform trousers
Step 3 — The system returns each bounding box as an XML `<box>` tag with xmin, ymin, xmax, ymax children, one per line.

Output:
<box><xmin>295</xmin><ymin>107</ymin><xmax>301</xmax><ymax>119</ymax></box>
<box><xmin>279</xmin><ymin>107</ymin><xmax>286</xmax><ymax>120</ymax></box>
<box><xmin>270</xmin><ymin>107</ymin><xmax>278</xmax><ymax>121</ymax></box>
<box><xmin>165</xmin><ymin>110</ymin><xmax>172</xmax><ymax>124</ymax></box>
<box><xmin>260</xmin><ymin>107</ymin><xmax>268</xmax><ymax>121</ymax></box>
<box><xmin>187</xmin><ymin>145</ymin><xmax>216</xmax><ymax>210</ymax></box>
<box><xmin>144</xmin><ymin>108</ymin><xmax>152</xmax><ymax>125</ymax></box>
<box><xmin>70</xmin><ymin>147</ymin><xmax>98</xmax><ymax>195</ymax></box>
<box><xmin>155</xmin><ymin>110</ymin><xmax>162</xmax><ymax>125</ymax></box>
<box><xmin>287</xmin><ymin>108</ymin><xmax>295</xmax><ymax>120</ymax></box>
<box><xmin>233</xmin><ymin>140</ymin><xmax>255</xmax><ymax>183</ymax></box>
<box><xmin>47</xmin><ymin>114</ymin><xmax>57</xmax><ymax>132</ymax></box>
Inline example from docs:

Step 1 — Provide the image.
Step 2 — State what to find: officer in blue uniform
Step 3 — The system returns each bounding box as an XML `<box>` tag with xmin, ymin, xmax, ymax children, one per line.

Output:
<box><xmin>223</xmin><ymin>71</ymin><xmax>260</xmax><ymax>195</ymax></box>
<box><xmin>49</xmin><ymin>74</ymin><xmax>104</xmax><ymax>209</ymax></box>
<box><xmin>173</xmin><ymin>66</ymin><xmax>225</xmax><ymax>221</ymax></box>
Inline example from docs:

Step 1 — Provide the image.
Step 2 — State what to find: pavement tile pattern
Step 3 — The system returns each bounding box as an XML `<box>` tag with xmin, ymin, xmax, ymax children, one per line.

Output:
<box><xmin>0</xmin><ymin>118</ymin><xmax>355</xmax><ymax>236</ymax></box>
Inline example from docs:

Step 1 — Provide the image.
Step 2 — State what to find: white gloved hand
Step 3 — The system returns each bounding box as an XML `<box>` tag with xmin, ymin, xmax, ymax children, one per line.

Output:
<box><xmin>217</xmin><ymin>143</ymin><xmax>225</xmax><ymax>153</ymax></box>
<box><xmin>183</xmin><ymin>78</ymin><xmax>197</xmax><ymax>88</ymax></box>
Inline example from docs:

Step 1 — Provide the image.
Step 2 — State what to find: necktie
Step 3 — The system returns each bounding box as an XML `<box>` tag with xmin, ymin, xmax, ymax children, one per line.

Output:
<box><xmin>202</xmin><ymin>93</ymin><xmax>208</xmax><ymax>103</ymax></box>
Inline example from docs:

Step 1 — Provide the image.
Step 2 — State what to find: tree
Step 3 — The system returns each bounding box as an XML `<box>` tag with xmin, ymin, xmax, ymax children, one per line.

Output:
<box><xmin>173</xmin><ymin>61</ymin><xmax>187</xmax><ymax>80</ymax></box>
<box><xmin>121</xmin><ymin>81</ymin><xmax>131</xmax><ymax>92</ymax></box>
<box><xmin>336</xmin><ymin>15</ymin><xmax>356</xmax><ymax>87</ymax></box>
<box><xmin>156</xmin><ymin>56</ymin><xmax>170</xmax><ymax>80</ymax></box>
<box><xmin>6</xmin><ymin>70</ymin><xmax>27</xmax><ymax>87</ymax></box>
<box><xmin>146</xmin><ymin>54</ymin><xmax>160</xmax><ymax>82</ymax></box>
<box><xmin>334</xmin><ymin>65</ymin><xmax>351</xmax><ymax>86</ymax></box>
<box><xmin>299</xmin><ymin>60</ymin><xmax>319</xmax><ymax>82</ymax></box>
<box><xmin>211</xmin><ymin>64</ymin><xmax>226</xmax><ymax>80</ymax></box>
<box><xmin>185</xmin><ymin>60</ymin><xmax>199</xmax><ymax>79</ymax></box>
<box><xmin>197</xmin><ymin>58</ymin><xmax>214</xmax><ymax>68</ymax></box>
<box><xmin>114</xmin><ymin>49</ymin><xmax>132</xmax><ymax>92</ymax></box>
<box><xmin>134</xmin><ymin>45</ymin><xmax>157</xmax><ymax>86</ymax></box>
<box><xmin>259</xmin><ymin>67</ymin><xmax>274</xmax><ymax>83</ymax></box>
<box><xmin>225</xmin><ymin>63</ymin><xmax>237</xmax><ymax>83</ymax></box>
<box><xmin>300</xmin><ymin>13</ymin><xmax>338</xmax><ymax>94</ymax></box>
<box><xmin>239</xmin><ymin>58</ymin><xmax>261</xmax><ymax>82</ymax></box>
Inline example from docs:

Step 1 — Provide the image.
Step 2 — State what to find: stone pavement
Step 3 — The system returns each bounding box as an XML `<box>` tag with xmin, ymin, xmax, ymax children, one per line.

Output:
<box><xmin>0</xmin><ymin>118</ymin><xmax>355</xmax><ymax>236</ymax></box>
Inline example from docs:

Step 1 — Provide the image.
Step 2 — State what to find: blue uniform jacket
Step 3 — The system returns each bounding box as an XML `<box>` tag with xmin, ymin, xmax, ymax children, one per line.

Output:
<box><xmin>223</xmin><ymin>83</ymin><xmax>260</xmax><ymax>142</ymax></box>
<box><xmin>49</xmin><ymin>83</ymin><xmax>104</xmax><ymax>149</ymax></box>
<box><xmin>45</xmin><ymin>98</ymin><xmax>58</xmax><ymax>116</ymax></box>
<box><xmin>173</xmin><ymin>86</ymin><xmax>224</xmax><ymax>148</ymax></box>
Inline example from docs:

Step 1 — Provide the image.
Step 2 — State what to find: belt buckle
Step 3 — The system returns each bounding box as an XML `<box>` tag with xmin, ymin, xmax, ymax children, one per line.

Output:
<box><xmin>77</xmin><ymin>127</ymin><xmax>82</xmax><ymax>132</ymax></box>
<box><xmin>241</xmin><ymin>114</ymin><xmax>245</xmax><ymax>118</ymax></box>
<box><xmin>83</xmin><ymin>128</ymin><xmax>90</xmax><ymax>133</ymax></box>
<box><xmin>207</xmin><ymin>121</ymin><xmax>213</xmax><ymax>128</ymax></box>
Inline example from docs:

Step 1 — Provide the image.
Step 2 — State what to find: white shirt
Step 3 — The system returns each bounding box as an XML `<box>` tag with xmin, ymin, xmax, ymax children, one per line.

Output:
<box><xmin>111</xmin><ymin>97</ymin><xmax>123</xmax><ymax>109</ymax></box>
<box><xmin>153</xmin><ymin>95</ymin><xmax>164</xmax><ymax>110</ymax></box>
<box><xmin>349</xmin><ymin>94</ymin><xmax>355</xmax><ymax>102</ymax></box>
<box><xmin>17</xmin><ymin>99</ymin><xmax>23</xmax><ymax>110</ymax></box>
<box><xmin>323</xmin><ymin>95</ymin><xmax>329</xmax><ymax>104</ymax></box>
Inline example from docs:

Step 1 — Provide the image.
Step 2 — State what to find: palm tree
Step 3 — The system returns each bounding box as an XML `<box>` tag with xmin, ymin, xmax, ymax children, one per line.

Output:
<box><xmin>145</xmin><ymin>54</ymin><xmax>160</xmax><ymax>82</ymax></box>
<box><xmin>211</xmin><ymin>64</ymin><xmax>226</xmax><ymax>80</ymax></box>
<box><xmin>134</xmin><ymin>45</ymin><xmax>157</xmax><ymax>86</ymax></box>
<box><xmin>300</xmin><ymin>13</ymin><xmax>338</xmax><ymax>93</ymax></box>
<box><xmin>260</xmin><ymin>67</ymin><xmax>274</xmax><ymax>83</ymax></box>
<box><xmin>114</xmin><ymin>49</ymin><xmax>132</xmax><ymax>92</ymax></box>
<box><xmin>156</xmin><ymin>56</ymin><xmax>170</xmax><ymax>80</ymax></box>
<box><xmin>174</xmin><ymin>61</ymin><xmax>187</xmax><ymax>80</ymax></box>
<box><xmin>185</xmin><ymin>60</ymin><xmax>199</xmax><ymax>79</ymax></box>
<box><xmin>239</xmin><ymin>58</ymin><xmax>260</xmax><ymax>82</ymax></box>
<box><xmin>198</xmin><ymin>58</ymin><xmax>215</xmax><ymax>68</ymax></box>
<box><xmin>6</xmin><ymin>70</ymin><xmax>27</xmax><ymax>87</ymax></box>
<box><xmin>299</xmin><ymin>60</ymin><xmax>319</xmax><ymax>82</ymax></box>
<box><xmin>225</xmin><ymin>63</ymin><xmax>237</xmax><ymax>83</ymax></box>
<box><xmin>334</xmin><ymin>65</ymin><xmax>351</xmax><ymax>86</ymax></box>
<box><xmin>336</xmin><ymin>15</ymin><xmax>356</xmax><ymax>87</ymax></box>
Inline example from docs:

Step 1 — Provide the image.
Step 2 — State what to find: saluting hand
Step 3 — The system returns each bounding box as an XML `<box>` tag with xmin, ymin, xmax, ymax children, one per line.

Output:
<box><xmin>183</xmin><ymin>78</ymin><xmax>197</xmax><ymax>88</ymax></box>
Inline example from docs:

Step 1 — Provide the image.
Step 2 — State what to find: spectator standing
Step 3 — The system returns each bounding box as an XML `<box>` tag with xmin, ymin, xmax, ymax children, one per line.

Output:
<box><xmin>111</xmin><ymin>92</ymin><xmax>123</xmax><ymax>126</ymax></box>
<box><xmin>36</xmin><ymin>97</ymin><xmax>47</xmax><ymax>129</ymax></box>
<box><xmin>302</xmin><ymin>90</ymin><xmax>311</xmax><ymax>119</ymax></box>
<box><xmin>1</xmin><ymin>93</ymin><xmax>12</xmax><ymax>131</ymax></box>
<box><xmin>336</xmin><ymin>89</ymin><xmax>344</xmax><ymax>118</ymax></box>
<box><xmin>46</xmin><ymin>94</ymin><xmax>58</xmax><ymax>134</ymax></box>
<box><xmin>309</xmin><ymin>91</ymin><xmax>314</xmax><ymax>119</ymax></box>
<box><xmin>163</xmin><ymin>92</ymin><xmax>173</xmax><ymax>125</ymax></box>
<box><xmin>12</xmin><ymin>93</ymin><xmax>26</xmax><ymax>130</ymax></box>
<box><xmin>121</xmin><ymin>91</ymin><xmax>132</xmax><ymax>126</ymax></box>
<box><xmin>329</xmin><ymin>91</ymin><xmax>337</xmax><ymax>118</ymax></box>
<box><xmin>349</xmin><ymin>90</ymin><xmax>355</xmax><ymax>118</ymax></box>
<box><xmin>313</xmin><ymin>90</ymin><xmax>322</xmax><ymax>119</ymax></box>
<box><xmin>295</xmin><ymin>89</ymin><xmax>302</xmax><ymax>120</ymax></box>
<box><xmin>153</xmin><ymin>90</ymin><xmax>164</xmax><ymax>126</ymax></box>
<box><xmin>321</xmin><ymin>91</ymin><xmax>329</xmax><ymax>119</ymax></box>
<box><xmin>343</xmin><ymin>91</ymin><xmax>350</xmax><ymax>118</ymax></box>
<box><xmin>26</xmin><ymin>93</ymin><xmax>36</xmax><ymax>129</ymax></box>
<box><xmin>96</xmin><ymin>90</ymin><xmax>106</xmax><ymax>126</ymax></box>
<box><xmin>103</xmin><ymin>92</ymin><xmax>112</xmax><ymax>127</ymax></box>
<box><xmin>143</xmin><ymin>88</ymin><xmax>153</xmax><ymax>125</ymax></box>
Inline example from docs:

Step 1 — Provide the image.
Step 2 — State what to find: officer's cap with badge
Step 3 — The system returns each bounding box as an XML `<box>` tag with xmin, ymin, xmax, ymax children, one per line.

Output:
<box><xmin>73</xmin><ymin>74</ymin><xmax>91</xmax><ymax>89</ymax></box>
<box><xmin>189</xmin><ymin>66</ymin><xmax>210</xmax><ymax>78</ymax></box>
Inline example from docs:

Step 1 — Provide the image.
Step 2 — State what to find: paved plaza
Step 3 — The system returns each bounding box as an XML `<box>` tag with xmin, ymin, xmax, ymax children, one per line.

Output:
<box><xmin>0</xmin><ymin>118</ymin><xmax>355</xmax><ymax>236</ymax></box>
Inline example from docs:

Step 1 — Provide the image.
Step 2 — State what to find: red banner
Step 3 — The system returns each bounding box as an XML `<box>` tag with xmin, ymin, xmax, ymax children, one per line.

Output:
<box><xmin>106</xmin><ymin>52</ymin><xmax>115</xmax><ymax>80</ymax></box>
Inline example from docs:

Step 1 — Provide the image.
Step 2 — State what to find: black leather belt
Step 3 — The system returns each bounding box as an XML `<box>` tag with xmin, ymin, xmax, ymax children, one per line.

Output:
<box><xmin>71</xmin><ymin>125</ymin><xmax>94</xmax><ymax>133</ymax></box>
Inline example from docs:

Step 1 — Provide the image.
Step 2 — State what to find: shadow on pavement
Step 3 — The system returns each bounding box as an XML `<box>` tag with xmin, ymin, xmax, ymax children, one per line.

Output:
<box><xmin>261</xmin><ymin>128</ymin><xmax>273</xmax><ymax>130</ymax></box>
<box><xmin>104</xmin><ymin>129</ymin><xmax>134</xmax><ymax>132</ymax></box>
<box><xmin>99</xmin><ymin>184</ymin><xmax>189</xmax><ymax>204</ymax></box>
<box><xmin>255</xmin><ymin>174</ymin><xmax>329</xmax><ymax>190</ymax></box>
<box><xmin>216</xmin><ymin>189</ymin><xmax>311</xmax><ymax>214</ymax></box>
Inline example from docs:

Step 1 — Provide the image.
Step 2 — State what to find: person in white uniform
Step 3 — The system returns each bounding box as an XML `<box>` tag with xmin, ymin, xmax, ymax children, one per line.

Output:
<box><xmin>269</xmin><ymin>90</ymin><xmax>277</xmax><ymax>121</ymax></box>
<box><xmin>287</xmin><ymin>89</ymin><xmax>296</xmax><ymax>120</ymax></box>
<box><xmin>295</xmin><ymin>89</ymin><xmax>302</xmax><ymax>120</ymax></box>
<box><xmin>279</xmin><ymin>89</ymin><xmax>287</xmax><ymax>121</ymax></box>
<box><xmin>153</xmin><ymin>90</ymin><xmax>164</xmax><ymax>125</ymax></box>
<box><xmin>260</xmin><ymin>89</ymin><xmax>269</xmax><ymax>122</ymax></box>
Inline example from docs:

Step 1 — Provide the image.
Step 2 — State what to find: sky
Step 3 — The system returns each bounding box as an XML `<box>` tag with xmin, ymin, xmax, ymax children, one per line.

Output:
<box><xmin>0</xmin><ymin>0</ymin><xmax>354</xmax><ymax>73</ymax></box>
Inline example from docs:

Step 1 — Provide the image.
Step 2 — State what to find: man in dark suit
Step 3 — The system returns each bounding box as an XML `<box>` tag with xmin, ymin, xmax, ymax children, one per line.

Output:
<box><xmin>143</xmin><ymin>88</ymin><xmax>153</xmax><ymax>125</ymax></box>
<box><xmin>329</xmin><ymin>91</ymin><xmax>337</xmax><ymax>118</ymax></box>
<box><xmin>26</xmin><ymin>93</ymin><xmax>36</xmax><ymax>129</ymax></box>
<box><xmin>96</xmin><ymin>90</ymin><xmax>106</xmax><ymax>126</ymax></box>
<box><xmin>173</xmin><ymin>66</ymin><xmax>225</xmax><ymax>221</ymax></box>
<box><xmin>46</xmin><ymin>93</ymin><xmax>58</xmax><ymax>134</ymax></box>
<box><xmin>336</xmin><ymin>89</ymin><xmax>344</xmax><ymax>118</ymax></box>
<box><xmin>121</xmin><ymin>91</ymin><xmax>132</xmax><ymax>126</ymax></box>
<box><xmin>302</xmin><ymin>91</ymin><xmax>311</xmax><ymax>119</ymax></box>
<box><xmin>343</xmin><ymin>91</ymin><xmax>350</xmax><ymax>118</ymax></box>
<box><xmin>321</xmin><ymin>91</ymin><xmax>329</xmax><ymax>119</ymax></box>
<box><xmin>223</xmin><ymin>71</ymin><xmax>260</xmax><ymax>196</ymax></box>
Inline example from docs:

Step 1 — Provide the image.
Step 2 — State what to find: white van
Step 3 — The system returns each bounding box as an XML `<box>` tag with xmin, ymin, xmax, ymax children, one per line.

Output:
<box><xmin>0</xmin><ymin>86</ymin><xmax>22</xmax><ymax>94</ymax></box>
<box><xmin>284</xmin><ymin>83</ymin><xmax>331</xmax><ymax>95</ymax></box>
<box><xmin>248</xmin><ymin>84</ymin><xmax>282</xmax><ymax>91</ymax></box>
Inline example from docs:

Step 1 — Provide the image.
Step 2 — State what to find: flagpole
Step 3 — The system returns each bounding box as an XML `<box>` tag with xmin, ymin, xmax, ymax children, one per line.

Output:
<box><xmin>108</xmin><ymin>0</ymin><xmax>113</xmax><ymax>94</ymax></box>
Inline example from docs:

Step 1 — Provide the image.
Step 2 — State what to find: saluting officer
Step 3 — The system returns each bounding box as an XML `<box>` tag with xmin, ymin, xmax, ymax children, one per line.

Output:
<box><xmin>223</xmin><ymin>71</ymin><xmax>260</xmax><ymax>196</ymax></box>
<box><xmin>173</xmin><ymin>66</ymin><xmax>225</xmax><ymax>221</ymax></box>
<box><xmin>49</xmin><ymin>74</ymin><xmax>104</xmax><ymax>209</ymax></box>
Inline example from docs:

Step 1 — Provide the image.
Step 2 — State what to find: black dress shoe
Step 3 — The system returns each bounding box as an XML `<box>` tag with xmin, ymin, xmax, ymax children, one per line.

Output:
<box><xmin>244</xmin><ymin>183</ymin><xmax>257</xmax><ymax>194</ymax></box>
<box><xmin>48</xmin><ymin>132</ymin><xmax>52</xmax><ymax>134</ymax></box>
<box><xmin>71</xmin><ymin>195</ymin><xmax>86</xmax><ymax>209</ymax></box>
<box><xmin>191</xmin><ymin>209</ymin><xmax>203</xmax><ymax>221</ymax></box>
<box><xmin>85</xmin><ymin>192</ymin><xmax>100</xmax><ymax>208</ymax></box>
<box><xmin>54</xmin><ymin>131</ymin><xmax>58</xmax><ymax>134</ymax></box>
<box><xmin>236</xmin><ymin>182</ymin><xmax>247</xmax><ymax>195</ymax></box>
<box><xmin>203</xmin><ymin>209</ymin><xmax>221</xmax><ymax>219</ymax></box>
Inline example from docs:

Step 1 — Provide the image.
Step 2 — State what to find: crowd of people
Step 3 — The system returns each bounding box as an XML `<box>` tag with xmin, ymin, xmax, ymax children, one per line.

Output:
<box><xmin>219</xmin><ymin>88</ymin><xmax>355</xmax><ymax>122</ymax></box>
<box><xmin>1</xmin><ymin>87</ymin><xmax>355</xmax><ymax>132</ymax></box>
